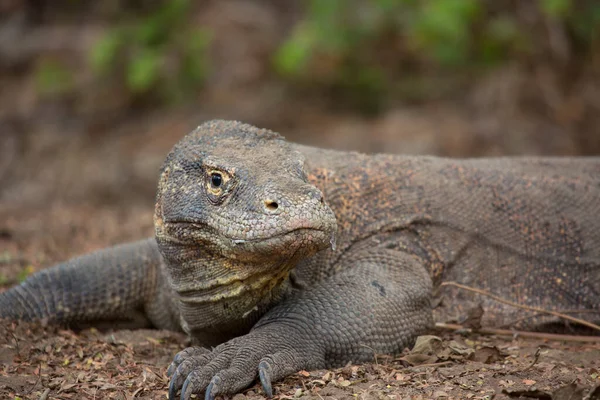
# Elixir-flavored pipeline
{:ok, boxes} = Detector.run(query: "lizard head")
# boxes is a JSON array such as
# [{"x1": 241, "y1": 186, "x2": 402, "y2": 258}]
[{"x1": 154, "y1": 120, "x2": 337, "y2": 338}]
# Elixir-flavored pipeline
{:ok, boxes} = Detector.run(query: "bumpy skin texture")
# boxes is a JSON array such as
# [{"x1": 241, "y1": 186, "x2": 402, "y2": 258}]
[{"x1": 1, "y1": 120, "x2": 599, "y2": 399}]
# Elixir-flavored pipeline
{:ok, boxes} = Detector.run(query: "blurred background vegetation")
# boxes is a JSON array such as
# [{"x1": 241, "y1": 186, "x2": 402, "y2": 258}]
[
  {"x1": 21, "y1": 0, "x2": 600, "y2": 111},
  {"x1": 0, "y1": 0, "x2": 599, "y2": 208}
]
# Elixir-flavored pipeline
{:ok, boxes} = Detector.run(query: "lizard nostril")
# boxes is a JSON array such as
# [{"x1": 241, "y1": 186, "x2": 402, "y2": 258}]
[
  {"x1": 264, "y1": 199, "x2": 279, "y2": 211},
  {"x1": 310, "y1": 189, "x2": 324, "y2": 203}
]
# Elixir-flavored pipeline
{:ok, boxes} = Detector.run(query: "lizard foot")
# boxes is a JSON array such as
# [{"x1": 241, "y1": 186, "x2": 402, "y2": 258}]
[{"x1": 167, "y1": 328, "x2": 317, "y2": 399}]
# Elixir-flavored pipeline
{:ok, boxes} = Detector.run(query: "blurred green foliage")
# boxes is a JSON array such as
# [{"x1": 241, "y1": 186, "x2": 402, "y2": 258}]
[
  {"x1": 69, "y1": 0, "x2": 599, "y2": 110},
  {"x1": 35, "y1": 59, "x2": 74, "y2": 96},
  {"x1": 17, "y1": 265, "x2": 35, "y2": 283},
  {"x1": 275, "y1": 0, "x2": 600, "y2": 111},
  {"x1": 89, "y1": 0, "x2": 210, "y2": 103}
]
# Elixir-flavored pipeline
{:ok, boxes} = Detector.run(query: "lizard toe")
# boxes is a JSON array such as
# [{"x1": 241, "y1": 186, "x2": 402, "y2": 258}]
[
  {"x1": 180, "y1": 369, "x2": 214, "y2": 400},
  {"x1": 169, "y1": 351, "x2": 225, "y2": 400},
  {"x1": 258, "y1": 360, "x2": 273, "y2": 398},
  {"x1": 169, "y1": 357, "x2": 208, "y2": 399},
  {"x1": 259, "y1": 351, "x2": 307, "y2": 398},
  {"x1": 203, "y1": 366, "x2": 257, "y2": 399},
  {"x1": 172, "y1": 348, "x2": 237, "y2": 400},
  {"x1": 169, "y1": 328, "x2": 320, "y2": 398},
  {"x1": 204, "y1": 376, "x2": 219, "y2": 400},
  {"x1": 168, "y1": 347, "x2": 211, "y2": 377}
]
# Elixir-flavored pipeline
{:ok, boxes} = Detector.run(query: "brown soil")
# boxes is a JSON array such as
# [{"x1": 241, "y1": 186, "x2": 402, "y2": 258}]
[
  {"x1": 1, "y1": 1, "x2": 599, "y2": 399},
  {"x1": 1, "y1": 204, "x2": 600, "y2": 400}
]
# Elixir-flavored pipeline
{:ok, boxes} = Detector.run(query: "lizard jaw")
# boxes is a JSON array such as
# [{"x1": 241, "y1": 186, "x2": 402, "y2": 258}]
[{"x1": 158, "y1": 217, "x2": 337, "y2": 262}]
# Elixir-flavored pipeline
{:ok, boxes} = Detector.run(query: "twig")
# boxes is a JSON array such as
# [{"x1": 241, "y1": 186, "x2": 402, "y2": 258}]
[
  {"x1": 500, "y1": 309, "x2": 600, "y2": 330},
  {"x1": 360, "y1": 344, "x2": 379, "y2": 365},
  {"x1": 39, "y1": 388, "x2": 50, "y2": 400},
  {"x1": 409, "y1": 361, "x2": 454, "y2": 369},
  {"x1": 440, "y1": 281, "x2": 600, "y2": 332},
  {"x1": 435, "y1": 322, "x2": 600, "y2": 343},
  {"x1": 521, "y1": 347, "x2": 541, "y2": 372},
  {"x1": 25, "y1": 362, "x2": 43, "y2": 395},
  {"x1": 10, "y1": 331, "x2": 20, "y2": 356}
]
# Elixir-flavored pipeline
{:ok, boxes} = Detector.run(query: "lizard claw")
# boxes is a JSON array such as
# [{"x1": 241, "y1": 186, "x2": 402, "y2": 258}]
[
  {"x1": 180, "y1": 376, "x2": 191, "y2": 400},
  {"x1": 166, "y1": 362, "x2": 176, "y2": 377},
  {"x1": 204, "y1": 376, "x2": 220, "y2": 400},
  {"x1": 168, "y1": 376, "x2": 179, "y2": 400},
  {"x1": 168, "y1": 347, "x2": 211, "y2": 378},
  {"x1": 168, "y1": 360, "x2": 190, "y2": 399},
  {"x1": 168, "y1": 347, "x2": 216, "y2": 399},
  {"x1": 258, "y1": 360, "x2": 273, "y2": 398},
  {"x1": 178, "y1": 369, "x2": 213, "y2": 400},
  {"x1": 167, "y1": 329, "x2": 313, "y2": 398}
]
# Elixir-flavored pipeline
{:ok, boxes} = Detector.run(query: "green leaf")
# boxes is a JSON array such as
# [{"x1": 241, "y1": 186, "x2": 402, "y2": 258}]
[
  {"x1": 135, "y1": 0, "x2": 190, "y2": 45},
  {"x1": 376, "y1": 0, "x2": 402, "y2": 12},
  {"x1": 89, "y1": 30, "x2": 124, "y2": 74},
  {"x1": 17, "y1": 265, "x2": 34, "y2": 283},
  {"x1": 570, "y1": 4, "x2": 600, "y2": 39},
  {"x1": 126, "y1": 50, "x2": 162, "y2": 92},
  {"x1": 540, "y1": 0, "x2": 571, "y2": 17},
  {"x1": 308, "y1": 0, "x2": 350, "y2": 51},
  {"x1": 35, "y1": 59, "x2": 73, "y2": 95},
  {"x1": 182, "y1": 29, "x2": 211, "y2": 84},
  {"x1": 478, "y1": 16, "x2": 520, "y2": 65},
  {"x1": 408, "y1": 0, "x2": 480, "y2": 65},
  {"x1": 273, "y1": 24, "x2": 316, "y2": 76},
  {"x1": 135, "y1": 16, "x2": 164, "y2": 46}
]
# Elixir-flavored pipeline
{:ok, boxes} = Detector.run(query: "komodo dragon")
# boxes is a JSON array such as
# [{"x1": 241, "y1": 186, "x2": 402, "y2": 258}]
[{"x1": 1, "y1": 120, "x2": 599, "y2": 399}]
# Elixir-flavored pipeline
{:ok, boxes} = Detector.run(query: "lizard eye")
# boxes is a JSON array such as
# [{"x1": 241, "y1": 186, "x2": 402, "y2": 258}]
[
  {"x1": 206, "y1": 169, "x2": 231, "y2": 200},
  {"x1": 210, "y1": 172, "x2": 222, "y2": 188}
]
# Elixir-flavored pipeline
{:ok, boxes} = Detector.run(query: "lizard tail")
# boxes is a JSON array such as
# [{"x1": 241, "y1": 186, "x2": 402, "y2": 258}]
[{"x1": 0, "y1": 239, "x2": 161, "y2": 327}]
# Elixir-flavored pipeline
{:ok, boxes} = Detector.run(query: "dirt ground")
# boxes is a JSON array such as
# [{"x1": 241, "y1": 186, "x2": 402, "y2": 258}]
[
  {"x1": 1, "y1": 1, "x2": 600, "y2": 398},
  {"x1": 1, "y1": 98, "x2": 598, "y2": 400},
  {"x1": 1, "y1": 204, "x2": 600, "y2": 400}
]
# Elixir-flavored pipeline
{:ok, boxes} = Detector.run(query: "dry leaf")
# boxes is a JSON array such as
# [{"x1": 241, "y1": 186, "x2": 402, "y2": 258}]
[
  {"x1": 411, "y1": 335, "x2": 443, "y2": 355},
  {"x1": 395, "y1": 373, "x2": 407, "y2": 381},
  {"x1": 400, "y1": 353, "x2": 438, "y2": 366},
  {"x1": 472, "y1": 346, "x2": 504, "y2": 364},
  {"x1": 447, "y1": 340, "x2": 475, "y2": 358},
  {"x1": 459, "y1": 304, "x2": 484, "y2": 330}
]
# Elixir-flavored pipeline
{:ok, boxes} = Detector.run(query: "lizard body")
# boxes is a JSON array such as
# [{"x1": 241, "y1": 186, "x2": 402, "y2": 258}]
[{"x1": 1, "y1": 120, "x2": 599, "y2": 399}]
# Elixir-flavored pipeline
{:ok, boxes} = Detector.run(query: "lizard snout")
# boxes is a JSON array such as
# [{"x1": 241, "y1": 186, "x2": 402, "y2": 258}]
[
  {"x1": 307, "y1": 187, "x2": 325, "y2": 203},
  {"x1": 262, "y1": 187, "x2": 324, "y2": 215},
  {"x1": 263, "y1": 198, "x2": 281, "y2": 214}
]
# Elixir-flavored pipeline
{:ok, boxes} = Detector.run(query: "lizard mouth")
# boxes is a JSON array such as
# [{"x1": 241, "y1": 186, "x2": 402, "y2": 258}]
[
  {"x1": 227, "y1": 227, "x2": 327, "y2": 243},
  {"x1": 161, "y1": 220, "x2": 336, "y2": 250}
]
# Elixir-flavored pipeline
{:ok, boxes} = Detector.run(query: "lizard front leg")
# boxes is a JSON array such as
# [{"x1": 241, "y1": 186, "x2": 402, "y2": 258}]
[
  {"x1": 0, "y1": 238, "x2": 178, "y2": 330},
  {"x1": 167, "y1": 247, "x2": 433, "y2": 399}
]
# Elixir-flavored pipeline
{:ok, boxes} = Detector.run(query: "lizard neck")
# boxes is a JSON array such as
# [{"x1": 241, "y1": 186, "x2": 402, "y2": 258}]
[{"x1": 160, "y1": 242, "x2": 295, "y2": 345}]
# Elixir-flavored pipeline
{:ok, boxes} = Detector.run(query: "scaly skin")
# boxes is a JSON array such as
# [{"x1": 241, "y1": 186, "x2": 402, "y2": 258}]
[{"x1": 1, "y1": 120, "x2": 599, "y2": 399}]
